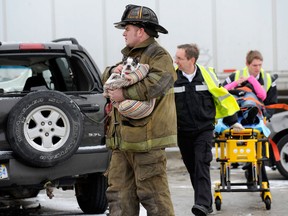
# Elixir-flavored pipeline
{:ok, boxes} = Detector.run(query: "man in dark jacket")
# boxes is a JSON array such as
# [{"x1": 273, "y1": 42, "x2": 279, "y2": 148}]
[
  {"x1": 174, "y1": 43, "x2": 242, "y2": 216},
  {"x1": 102, "y1": 4, "x2": 177, "y2": 216}
]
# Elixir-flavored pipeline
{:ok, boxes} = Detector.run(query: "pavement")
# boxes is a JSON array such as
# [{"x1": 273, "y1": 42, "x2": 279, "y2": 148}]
[
  {"x1": 166, "y1": 147, "x2": 288, "y2": 216},
  {"x1": 1, "y1": 147, "x2": 288, "y2": 216}
]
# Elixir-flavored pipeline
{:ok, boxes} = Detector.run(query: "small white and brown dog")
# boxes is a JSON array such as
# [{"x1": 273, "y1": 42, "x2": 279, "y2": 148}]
[
  {"x1": 121, "y1": 56, "x2": 139, "y2": 79},
  {"x1": 104, "y1": 57, "x2": 149, "y2": 96},
  {"x1": 103, "y1": 57, "x2": 155, "y2": 119}
]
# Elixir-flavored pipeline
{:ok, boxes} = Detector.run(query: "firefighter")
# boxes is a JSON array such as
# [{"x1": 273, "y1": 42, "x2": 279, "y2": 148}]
[{"x1": 102, "y1": 4, "x2": 177, "y2": 216}]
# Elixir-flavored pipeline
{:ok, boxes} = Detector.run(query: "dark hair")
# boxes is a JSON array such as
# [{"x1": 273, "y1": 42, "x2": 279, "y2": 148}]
[
  {"x1": 133, "y1": 23, "x2": 159, "y2": 38},
  {"x1": 246, "y1": 50, "x2": 263, "y2": 64},
  {"x1": 177, "y1": 43, "x2": 199, "y2": 61}
]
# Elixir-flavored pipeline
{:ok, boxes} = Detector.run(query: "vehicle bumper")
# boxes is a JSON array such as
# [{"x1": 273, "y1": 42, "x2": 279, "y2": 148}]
[{"x1": 0, "y1": 146, "x2": 111, "y2": 187}]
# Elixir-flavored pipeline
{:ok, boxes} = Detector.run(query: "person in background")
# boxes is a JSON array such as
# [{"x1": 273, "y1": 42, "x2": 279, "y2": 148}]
[
  {"x1": 223, "y1": 73, "x2": 267, "y2": 125},
  {"x1": 223, "y1": 50, "x2": 277, "y2": 120},
  {"x1": 102, "y1": 4, "x2": 177, "y2": 216},
  {"x1": 222, "y1": 50, "x2": 278, "y2": 186},
  {"x1": 174, "y1": 43, "x2": 242, "y2": 216}
]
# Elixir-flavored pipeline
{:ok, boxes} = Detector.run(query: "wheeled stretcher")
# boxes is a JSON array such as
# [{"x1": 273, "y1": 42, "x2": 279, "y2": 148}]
[{"x1": 213, "y1": 118, "x2": 272, "y2": 211}]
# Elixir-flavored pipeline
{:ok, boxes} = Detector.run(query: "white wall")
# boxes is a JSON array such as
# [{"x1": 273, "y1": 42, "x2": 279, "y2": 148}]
[
  {"x1": 2, "y1": 0, "x2": 53, "y2": 41},
  {"x1": 276, "y1": 0, "x2": 288, "y2": 71},
  {"x1": 1, "y1": 0, "x2": 288, "y2": 74},
  {"x1": 53, "y1": 0, "x2": 106, "y2": 72},
  {"x1": 215, "y1": 0, "x2": 273, "y2": 71}
]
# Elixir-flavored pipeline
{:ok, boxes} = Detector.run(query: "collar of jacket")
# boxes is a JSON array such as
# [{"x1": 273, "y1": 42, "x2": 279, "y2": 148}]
[
  {"x1": 121, "y1": 37, "x2": 156, "y2": 56},
  {"x1": 176, "y1": 66, "x2": 205, "y2": 83}
]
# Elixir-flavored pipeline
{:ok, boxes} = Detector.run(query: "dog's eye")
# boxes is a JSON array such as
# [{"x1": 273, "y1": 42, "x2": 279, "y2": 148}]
[
  {"x1": 123, "y1": 61, "x2": 127, "y2": 65},
  {"x1": 131, "y1": 62, "x2": 136, "y2": 67}
]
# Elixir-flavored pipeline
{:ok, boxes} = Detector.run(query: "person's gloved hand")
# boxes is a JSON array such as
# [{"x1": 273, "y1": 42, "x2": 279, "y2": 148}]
[{"x1": 231, "y1": 122, "x2": 245, "y2": 132}]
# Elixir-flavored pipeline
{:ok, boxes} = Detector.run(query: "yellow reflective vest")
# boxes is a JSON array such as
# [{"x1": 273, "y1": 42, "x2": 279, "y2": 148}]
[
  {"x1": 197, "y1": 65, "x2": 240, "y2": 119},
  {"x1": 234, "y1": 67, "x2": 272, "y2": 92}
]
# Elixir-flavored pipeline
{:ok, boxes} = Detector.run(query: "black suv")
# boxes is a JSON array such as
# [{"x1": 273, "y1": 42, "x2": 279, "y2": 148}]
[{"x1": 0, "y1": 38, "x2": 110, "y2": 214}]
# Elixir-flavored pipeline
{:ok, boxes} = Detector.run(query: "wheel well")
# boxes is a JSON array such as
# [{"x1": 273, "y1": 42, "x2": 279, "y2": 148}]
[
  {"x1": 271, "y1": 128, "x2": 288, "y2": 144},
  {"x1": 268, "y1": 129, "x2": 288, "y2": 167}
]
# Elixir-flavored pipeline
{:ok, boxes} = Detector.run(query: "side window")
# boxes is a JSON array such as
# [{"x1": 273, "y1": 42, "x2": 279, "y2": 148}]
[
  {"x1": 0, "y1": 56, "x2": 94, "y2": 93},
  {"x1": 43, "y1": 70, "x2": 54, "y2": 90},
  {"x1": 0, "y1": 66, "x2": 32, "y2": 92},
  {"x1": 0, "y1": 55, "x2": 92, "y2": 93},
  {"x1": 55, "y1": 58, "x2": 76, "y2": 91},
  {"x1": 55, "y1": 57, "x2": 92, "y2": 91}
]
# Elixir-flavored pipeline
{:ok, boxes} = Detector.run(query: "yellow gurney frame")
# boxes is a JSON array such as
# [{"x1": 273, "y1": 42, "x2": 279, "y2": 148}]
[{"x1": 213, "y1": 128, "x2": 272, "y2": 211}]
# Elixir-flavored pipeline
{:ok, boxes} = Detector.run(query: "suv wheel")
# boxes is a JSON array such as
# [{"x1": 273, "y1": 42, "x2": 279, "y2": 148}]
[
  {"x1": 7, "y1": 90, "x2": 83, "y2": 167},
  {"x1": 75, "y1": 173, "x2": 108, "y2": 214},
  {"x1": 276, "y1": 134, "x2": 288, "y2": 178}
]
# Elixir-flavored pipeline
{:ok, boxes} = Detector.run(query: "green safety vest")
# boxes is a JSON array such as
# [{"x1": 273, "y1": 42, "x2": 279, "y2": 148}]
[
  {"x1": 197, "y1": 64, "x2": 240, "y2": 119},
  {"x1": 234, "y1": 67, "x2": 272, "y2": 92}
]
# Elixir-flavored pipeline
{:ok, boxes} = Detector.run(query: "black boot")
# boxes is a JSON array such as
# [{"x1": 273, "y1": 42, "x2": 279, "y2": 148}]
[{"x1": 242, "y1": 107, "x2": 258, "y2": 125}]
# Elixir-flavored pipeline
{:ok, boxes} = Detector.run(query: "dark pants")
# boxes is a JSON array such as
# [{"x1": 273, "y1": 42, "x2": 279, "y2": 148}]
[
  {"x1": 177, "y1": 129, "x2": 213, "y2": 209},
  {"x1": 106, "y1": 149, "x2": 175, "y2": 216}
]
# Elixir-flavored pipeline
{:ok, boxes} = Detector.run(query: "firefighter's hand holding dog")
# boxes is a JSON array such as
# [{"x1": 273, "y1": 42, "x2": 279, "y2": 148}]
[
  {"x1": 108, "y1": 89, "x2": 125, "y2": 102},
  {"x1": 112, "y1": 64, "x2": 123, "y2": 74}
]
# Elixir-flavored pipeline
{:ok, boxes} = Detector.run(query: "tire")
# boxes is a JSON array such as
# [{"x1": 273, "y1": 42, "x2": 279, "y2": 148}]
[
  {"x1": 275, "y1": 135, "x2": 288, "y2": 178},
  {"x1": 215, "y1": 197, "x2": 221, "y2": 211},
  {"x1": 264, "y1": 197, "x2": 271, "y2": 210},
  {"x1": 75, "y1": 173, "x2": 108, "y2": 214},
  {"x1": 7, "y1": 90, "x2": 83, "y2": 167}
]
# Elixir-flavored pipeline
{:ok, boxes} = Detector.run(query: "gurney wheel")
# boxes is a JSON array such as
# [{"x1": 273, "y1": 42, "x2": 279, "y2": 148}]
[
  {"x1": 264, "y1": 197, "x2": 271, "y2": 210},
  {"x1": 215, "y1": 197, "x2": 221, "y2": 211}
]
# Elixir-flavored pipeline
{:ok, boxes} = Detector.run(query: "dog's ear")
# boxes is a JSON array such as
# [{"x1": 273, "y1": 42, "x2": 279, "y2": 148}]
[
  {"x1": 134, "y1": 56, "x2": 140, "y2": 64},
  {"x1": 122, "y1": 56, "x2": 128, "y2": 64}
]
